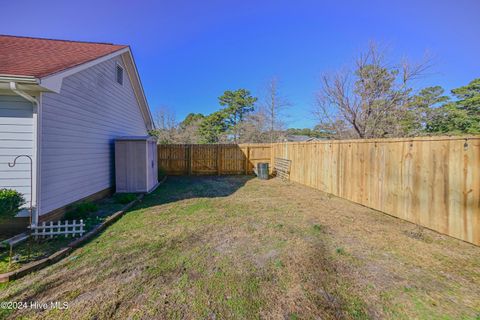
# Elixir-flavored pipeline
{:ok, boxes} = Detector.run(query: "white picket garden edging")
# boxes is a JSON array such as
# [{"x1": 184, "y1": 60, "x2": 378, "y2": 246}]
[{"x1": 32, "y1": 220, "x2": 85, "y2": 239}]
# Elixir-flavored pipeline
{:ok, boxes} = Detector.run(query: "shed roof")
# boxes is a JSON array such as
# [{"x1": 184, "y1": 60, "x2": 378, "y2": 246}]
[{"x1": 116, "y1": 136, "x2": 156, "y2": 141}]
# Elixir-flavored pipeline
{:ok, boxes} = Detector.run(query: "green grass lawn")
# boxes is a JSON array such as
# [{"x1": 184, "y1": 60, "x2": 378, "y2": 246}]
[{"x1": 0, "y1": 176, "x2": 479, "y2": 320}]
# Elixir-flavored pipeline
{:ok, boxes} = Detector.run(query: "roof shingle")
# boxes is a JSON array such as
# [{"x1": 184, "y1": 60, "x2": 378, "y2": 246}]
[{"x1": 0, "y1": 35, "x2": 128, "y2": 78}]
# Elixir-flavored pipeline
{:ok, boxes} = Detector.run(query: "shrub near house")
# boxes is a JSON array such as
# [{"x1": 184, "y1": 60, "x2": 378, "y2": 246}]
[
  {"x1": 0, "y1": 189, "x2": 25, "y2": 220},
  {"x1": 64, "y1": 202, "x2": 99, "y2": 220}
]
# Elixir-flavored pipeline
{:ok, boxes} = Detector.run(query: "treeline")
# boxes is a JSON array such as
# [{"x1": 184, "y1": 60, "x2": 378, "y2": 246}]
[
  {"x1": 151, "y1": 44, "x2": 479, "y2": 143},
  {"x1": 151, "y1": 78, "x2": 291, "y2": 144},
  {"x1": 315, "y1": 44, "x2": 479, "y2": 139}
]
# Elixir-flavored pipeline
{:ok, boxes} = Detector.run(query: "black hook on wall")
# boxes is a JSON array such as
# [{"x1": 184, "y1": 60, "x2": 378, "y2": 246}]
[{"x1": 8, "y1": 155, "x2": 34, "y2": 226}]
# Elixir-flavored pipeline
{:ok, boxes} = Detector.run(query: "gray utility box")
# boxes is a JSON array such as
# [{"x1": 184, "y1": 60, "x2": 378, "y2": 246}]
[{"x1": 115, "y1": 136, "x2": 158, "y2": 193}]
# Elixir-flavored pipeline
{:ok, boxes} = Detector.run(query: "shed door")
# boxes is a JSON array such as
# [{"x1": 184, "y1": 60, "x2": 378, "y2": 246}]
[
  {"x1": 147, "y1": 140, "x2": 158, "y2": 191},
  {"x1": 0, "y1": 95, "x2": 34, "y2": 208}
]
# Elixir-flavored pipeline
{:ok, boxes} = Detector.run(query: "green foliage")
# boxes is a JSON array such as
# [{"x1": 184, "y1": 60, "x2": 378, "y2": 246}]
[
  {"x1": 198, "y1": 110, "x2": 230, "y2": 143},
  {"x1": 148, "y1": 129, "x2": 161, "y2": 142},
  {"x1": 448, "y1": 78, "x2": 480, "y2": 133},
  {"x1": 288, "y1": 313, "x2": 299, "y2": 320},
  {"x1": 219, "y1": 89, "x2": 257, "y2": 125},
  {"x1": 274, "y1": 259, "x2": 284, "y2": 268},
  {"x1": 428, "y1": 79, "x2": 480, "y2": 134},
  {"x1": 113, "y1": 193, "x2": 137, "y2": 204},
  {"x1": 451, "y1": 78, "x2": 480, "y2": 113},
  {"x1": 405, "y1": 86, "x2": 450, "y2": 134},
  {"x1": 412, "y1": 86, "x2": 450, "y2": 109},
  {"x1": 219, "y1": 89, "x2": 257, "y2": 141},
  {"x1": 179, "y1": 113, "x2": 205, "y2": 129},
  {"x1": 427, "y1": 103, "x2": 479, "y2": 134},
  {"x1": 196, "y1": 89, "x2": 258, "y2": 143},
  {"x1": 65, "y1": 202, "x2": 98, "y2": 220},
  {"x1": 0, "y1": 188, "x2": 26, "y2": 219},
  {"x1": 407, "y1": 79, "x2": 480, "y2": 135},
  {"x1": 286, "y1": 127, "x2": 331, "y2": 138}
]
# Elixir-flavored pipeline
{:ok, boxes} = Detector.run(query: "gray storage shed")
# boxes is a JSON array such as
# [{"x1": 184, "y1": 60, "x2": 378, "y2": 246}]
[{"x1": 115, "y1": 136, "x2": 158, "y2": 193}]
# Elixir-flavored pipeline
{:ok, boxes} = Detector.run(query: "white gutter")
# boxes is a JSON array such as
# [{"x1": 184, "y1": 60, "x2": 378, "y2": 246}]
[
  {"x1": 0, "y1": 75, "x2": 38, "y2": 84},
  {"x1": 9, "y1": 82, "x2": 38, "y2": 104}
]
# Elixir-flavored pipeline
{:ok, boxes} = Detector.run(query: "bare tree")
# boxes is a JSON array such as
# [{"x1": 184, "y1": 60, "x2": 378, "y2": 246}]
[
  {"x1": 314, "y1": 43, "x2": 431, "y2": 139},
  {"x1": 154, "y1": 106, "x2": 176, "y2": 130},
  {"x1": 152, "y1": 106, "x2": 178, "y2": 144},
  {"x1": 261, "y1": 77, "x2": 291, "y2": 142},
  {"x1": 237, "y1": 111, "x2": 268, "y2": 143}
]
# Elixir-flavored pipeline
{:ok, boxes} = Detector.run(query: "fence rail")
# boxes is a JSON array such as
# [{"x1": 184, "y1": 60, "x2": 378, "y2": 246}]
[{"x1": 157, "y1": 136, "x2": 480, "y2": 246}]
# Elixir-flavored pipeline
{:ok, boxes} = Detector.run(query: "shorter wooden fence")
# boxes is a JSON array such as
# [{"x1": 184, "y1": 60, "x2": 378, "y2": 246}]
[{"x1": 157, "y1": 144, "x2": 272, "y2": 175}]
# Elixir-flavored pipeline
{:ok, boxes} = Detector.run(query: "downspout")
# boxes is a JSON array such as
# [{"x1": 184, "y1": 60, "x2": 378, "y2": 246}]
[
  {"x1": 9, "y1": 82, "x2": 38, "y2": 104},
  {"x1": 9, "y1": 82, "x2": 39, "y2": 226}
]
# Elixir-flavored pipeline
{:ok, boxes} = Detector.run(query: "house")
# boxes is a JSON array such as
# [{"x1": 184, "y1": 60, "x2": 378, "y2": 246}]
[
  {"x1": 283, "y1": 135, "x2": 321, "y2": 142},
  {"x1": 0, "y1": 35, "x2": 154, "y2": 231}
]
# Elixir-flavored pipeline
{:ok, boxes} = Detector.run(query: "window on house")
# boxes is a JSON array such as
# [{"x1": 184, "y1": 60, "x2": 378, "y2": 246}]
[{"x1": 116, "y1": 64, "x2": 124, "y2": 85}]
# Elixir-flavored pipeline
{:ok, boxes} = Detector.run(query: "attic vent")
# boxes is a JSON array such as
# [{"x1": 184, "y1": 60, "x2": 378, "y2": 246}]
[{"x1": 116, "y1": 64, "x2": 124, "y2": 85}]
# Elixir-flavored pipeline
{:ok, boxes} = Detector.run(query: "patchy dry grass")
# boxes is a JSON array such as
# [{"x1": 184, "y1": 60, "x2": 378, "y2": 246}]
[
  {"x1": 0, "y1": 196, "x2": 125, "y2": 274},
  {"x1": 0, "y1": 176, "x2": 479, "y2": 319}
]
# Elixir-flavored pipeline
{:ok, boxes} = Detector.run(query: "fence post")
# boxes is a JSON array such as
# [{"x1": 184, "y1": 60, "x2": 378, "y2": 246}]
[
  {"x1": 167, "y1": 146, "x2": 171, "y2": 173},
  {"x1": 270, "y1": 143, "x2": 275, "y2": 174},
  {"x1": 245, "y1": 146, "x2": 250, "y2": 174},
  {"x1": 217, "y1": 144, "x2": 222, "y2": 175},
  {"x1": 188, "y1": 145, "x2": 192, "y2": 175}
]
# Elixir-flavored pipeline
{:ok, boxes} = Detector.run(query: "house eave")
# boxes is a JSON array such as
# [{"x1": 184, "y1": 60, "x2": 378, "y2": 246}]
[{"x1": 121, "y1": 50, "x2": 154, "y2": 130}]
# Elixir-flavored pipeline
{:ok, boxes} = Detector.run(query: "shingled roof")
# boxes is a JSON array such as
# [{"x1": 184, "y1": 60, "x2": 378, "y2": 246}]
[{"x1": 0, "y1": 35, "x2": 128, "y2": 78}]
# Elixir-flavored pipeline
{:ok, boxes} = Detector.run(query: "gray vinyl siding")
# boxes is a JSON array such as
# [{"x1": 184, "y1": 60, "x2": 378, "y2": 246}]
[
  {"x1": 40, "y1": 56, "x2": 148, "y2": 215},
  {"x1": 0, "y1": 95, "x2": 34, "y2": 207}
]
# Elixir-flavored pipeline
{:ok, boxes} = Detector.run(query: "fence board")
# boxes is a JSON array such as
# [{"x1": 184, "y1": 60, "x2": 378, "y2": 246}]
[{"x1": 158, "y1": 144, "x2": 189, "y2": 175}]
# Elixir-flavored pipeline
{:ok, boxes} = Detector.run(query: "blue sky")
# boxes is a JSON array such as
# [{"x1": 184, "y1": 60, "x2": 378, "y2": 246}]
[{"x1": 1, "y1": 0, "x2": 479, "y2": 128}]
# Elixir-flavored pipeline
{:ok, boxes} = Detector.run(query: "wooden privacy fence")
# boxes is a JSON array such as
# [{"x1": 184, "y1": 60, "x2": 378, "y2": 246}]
[
  {"x1": 157, "y1": 136, "x2": 480, "y2": 245},
  {"x1": 157, "y1": 144, "x2": 272, "y2": 175},
  {"x1": 273, "y1": 136, "x2": 480, "y2": 246}
]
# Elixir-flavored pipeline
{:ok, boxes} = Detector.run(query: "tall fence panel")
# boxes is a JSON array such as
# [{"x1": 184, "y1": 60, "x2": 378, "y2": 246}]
[{"x1": 273, "y1": 136, "x2": 480, "y2": 245}]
